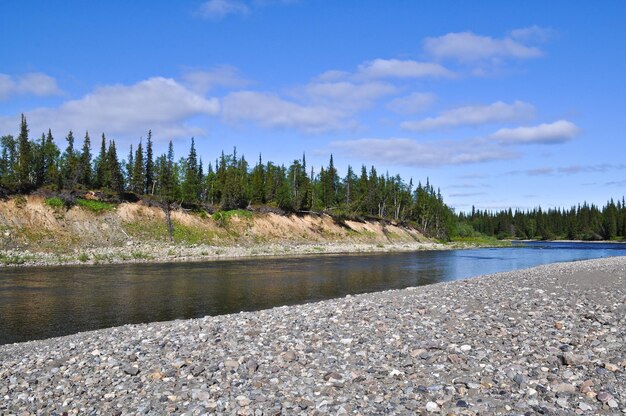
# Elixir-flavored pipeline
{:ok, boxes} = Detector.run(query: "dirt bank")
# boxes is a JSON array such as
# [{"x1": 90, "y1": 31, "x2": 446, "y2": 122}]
[{"x1": 0, "y1": 195, "x2": 446, "y2": 267}]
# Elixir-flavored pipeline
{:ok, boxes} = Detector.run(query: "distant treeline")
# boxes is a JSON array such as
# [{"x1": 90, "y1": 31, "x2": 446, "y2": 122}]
[
  {"x1": 459, "y1": 200, "x2": 626, "y2": 241},
  {"x1": 0, "y1": 115, "x2": 455, "y2": 240}
]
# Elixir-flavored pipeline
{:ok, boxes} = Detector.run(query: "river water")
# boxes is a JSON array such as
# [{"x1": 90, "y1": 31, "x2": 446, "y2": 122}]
[{"x1": 1, "y1": 241, "x2": 625, "y2": 345}]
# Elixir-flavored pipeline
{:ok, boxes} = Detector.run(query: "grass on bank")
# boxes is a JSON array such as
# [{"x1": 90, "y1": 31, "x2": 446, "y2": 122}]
[
  {"x1": 75, "y1": 198, "x2": 116, "y2": 214},
  {"x1": 44, "y1": 197, "x2": 64, "y2": 209},
  {"x1": 124, "y1": 220, "x2": 224, "y2": 245}
]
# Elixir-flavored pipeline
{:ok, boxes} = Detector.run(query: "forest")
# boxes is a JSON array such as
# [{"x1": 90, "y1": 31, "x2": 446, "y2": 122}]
[
  {"x1": 459, "y1": 200, "x2": 626, "y2": 241},
  {"x1": 0, "y1": 115, "x2": 455, "y2": 240}
]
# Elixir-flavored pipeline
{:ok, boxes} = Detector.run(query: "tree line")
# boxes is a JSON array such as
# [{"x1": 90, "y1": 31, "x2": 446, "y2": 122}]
[
  {"x1": 0, "y1": 115, "x2": 455, "y2": 240},
  {"x1": 459, "y1": 200, "x2": 626, "y2": 241}
]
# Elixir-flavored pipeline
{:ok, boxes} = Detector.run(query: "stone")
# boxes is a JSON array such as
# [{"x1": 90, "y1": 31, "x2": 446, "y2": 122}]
[
  {"x1": 554, "y1": 383, "x2": 576, "y2": 394},
  {"x1": 556, "y1": 397, "x2": 569, "y2": 408},
  {"x1": 561, "y1": 352, "x2": 582, "y2": 366},
  {"x1": 596, "y1": 392, "x2": 613, "y2": 403},
  {"x1": 425, "y1": 402, "x2": 439, "y2": 412},
  {"x1": 123, "y1": 366, "x2": 140, "y2": 376}
]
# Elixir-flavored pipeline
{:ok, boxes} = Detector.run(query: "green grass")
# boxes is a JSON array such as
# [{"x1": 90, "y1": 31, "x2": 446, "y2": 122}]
[
  {"x1": 0, "y1": 254, "x2": 29, "y2": 265},
  {"x1": 78, "y1": 253, "x2": 89, "y2": 262},
  {"x1": 124, "y1": 220, "x2": 222, "y2": 245},
  {"x1": 212, "y1": 209, "x2": 253, "y2": 226},
  {"x1": 44, "y1": 197, "x2": 64, "y2": 208},
  {"x1": 75, "y1": 198, "x2": 115, "y2": 213}
]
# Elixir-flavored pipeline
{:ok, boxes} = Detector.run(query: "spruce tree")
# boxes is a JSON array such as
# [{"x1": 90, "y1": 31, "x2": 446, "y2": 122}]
[
  {"x1": 79, "y1": 131, "x2": 92, "y2": 188},
  {"x1": 61, "y1": 130, "x2": 79, "y2": 190},
  {"x1": 106, "y1": 140, "x2": 124, "y2": 193},
  {"x1": 43, "y1": 129, "x2": 60, "y2": 187},
  {"x1": 145, "y1": 130, "x2": 154, "y2": 195},
  {"x1": 182, "y1": 138, "x2": 200, "y2": 203},
  {"x1": 132, "y1": 140, "x2": 145, "y2": 195},
  {"x1": 16, "y1": 114, "x2": 31, "y2": 191},
  {"x1": 93, "y1": 134, "x2": 107, "y2": 189}
]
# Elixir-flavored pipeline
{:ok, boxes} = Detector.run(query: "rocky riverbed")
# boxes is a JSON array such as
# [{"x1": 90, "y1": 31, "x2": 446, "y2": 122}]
[{"x1": 1, "y1": 257, "x2": 625, "y2": 415}]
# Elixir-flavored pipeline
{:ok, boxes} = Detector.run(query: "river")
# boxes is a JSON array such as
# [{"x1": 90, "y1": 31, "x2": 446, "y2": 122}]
[{"x1": 1, "y1": 241, "x2": 625, "y2": 345}]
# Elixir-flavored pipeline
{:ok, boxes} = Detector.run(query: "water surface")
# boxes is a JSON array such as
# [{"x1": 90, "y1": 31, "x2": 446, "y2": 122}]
[{"x1": 1, "y1": 241, "x2": 624, "y2": 344}]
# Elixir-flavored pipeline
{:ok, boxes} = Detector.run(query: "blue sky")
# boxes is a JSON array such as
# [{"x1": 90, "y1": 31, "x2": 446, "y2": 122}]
[{"x1": 1, "y1": 1, "x2": 625, "y2": 212}]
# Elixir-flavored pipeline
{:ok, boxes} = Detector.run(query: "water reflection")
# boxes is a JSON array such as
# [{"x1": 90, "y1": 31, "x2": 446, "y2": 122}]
[{"x1": 1, "y1": 242, "x2": 624, "y2": 344}]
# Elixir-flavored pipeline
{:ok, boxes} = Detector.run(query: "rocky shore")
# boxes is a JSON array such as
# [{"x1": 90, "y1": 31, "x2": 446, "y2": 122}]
[
  {"x1": 1, "y1": 257, "x2": 625, "y2": 415},
  {"x1": 0, "y1": 240, "x2": 454, "y2": 268}
]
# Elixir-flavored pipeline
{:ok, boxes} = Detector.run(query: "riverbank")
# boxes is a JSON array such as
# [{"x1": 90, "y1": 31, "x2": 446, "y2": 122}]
[
  {"x1": 1, "y1": 195, "x2": 469, "y2": 267},
  {"x1": 1, "y1": 257, "x2": 624, "y2": 414},
  {"x1": 0, "y1": 240, "x2": 463, "y2": 268}
]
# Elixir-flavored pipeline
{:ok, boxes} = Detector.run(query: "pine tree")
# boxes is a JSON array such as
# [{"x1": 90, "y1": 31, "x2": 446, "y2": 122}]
[
  {"x1": 145, "y1": 130, "x2": 154, "y2": 195},
  {"x1": 106, "y1": 140, "x2": 124, "y2": 193},
  {"x1": 0, "y1": 135, "x2": 17, "y2": 190},
  {"x1": 79, "y1": 131, "x2": 92, "y2": 188},
  {"x1": 131, "y1": 140, "x2": 145, "y2": 195},
  {"x1": 43, "y1": 129, "x2": 60, "y2": 187},
  {"x1": 61, "y1": 130, "x2": 79, "y2": 190},
  {"x1": 182, "y1": 138, "x2": 200, "y2": 203},
  {"x1": 93, "y1": 134, "x2": 107, "y2": 189},
  {"x1": 16, "y1": 114, "x2": 31, "y2": 191}
]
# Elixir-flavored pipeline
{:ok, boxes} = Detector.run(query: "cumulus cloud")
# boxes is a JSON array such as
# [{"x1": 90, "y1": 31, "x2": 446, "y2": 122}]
[
  {"x1": 0, "y1": 77, "x2": 219, "y2": 142},
  {"x1": 301, "y1": 81, "x2": 397, "y2": 112},
  {"x1": 196, "y1": 0, "x2": 250, "y2": 20},
  {"x1": 182, "y1": 65, "x2": 251, "y2": 93},
  {"x1": 401, "y1": 100, "x2": 535, "y2": 131},
  {"x1": 490, "y1": 120, "x2": 579, "y2": 145},
  {"x1": 506, "y1": 163, "x2": 626, "y2": 177},
  {"x1": 0, "y1": 72, "x2": 62, "y2": 100},
  {"x1": 509, "y1": 26, "x2": 554, "y2": 42},
  {"x1": 222, "y1": 91, "x2": 349, "y2": 132},
  {"x1": 424, "y1": 30, "x2": 543, "y2": 62},
  {"x1": 386, "y1": 92, "x2": 436, "y2": 114},
  {"x1": 331, "y1": 138, "x2": 518, "y2": 167},
  {"x1": 448, "y1": 192, "x2": 487, "y2": 198},
  {"x1": 357, "y1": 59, "x2": 455, "y2": 79}
]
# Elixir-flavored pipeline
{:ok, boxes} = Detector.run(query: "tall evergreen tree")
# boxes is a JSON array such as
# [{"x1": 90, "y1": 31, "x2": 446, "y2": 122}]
[
  {"x1": 93, "y1": 134, "x2": 107, "y2": 189},
  {"x1": 182, "y1": 138, "x2": 200, "y2": 203},
  {"x1": 145, "y1": 130, "x2": 154, "y2": 195},
  {"x1": 79, "y1": 131, "x2": 92, "y2": 188},
  {"x1": 131, "y1": 140, "x2": 145, "y2": 195},
  {"x1": 106, "y1": 140, "x2": 124, "y2": 193},
  {"x1": 16, "y1": 114, "x2": 31, "y2": 190},
  {"x1": 61, "y1": 130, "x2": 79, "y2": 190}
]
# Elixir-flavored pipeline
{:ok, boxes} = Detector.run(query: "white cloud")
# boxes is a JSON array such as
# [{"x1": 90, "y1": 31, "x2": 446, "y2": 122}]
[
  {"x1": 196, "y1": 0, "x2": 250, "y2": 20},
  {"x1": 490, "y1": 120, "x2": 579, "y2": 145},
  {"x1": 331, "y1": 138, "x2": 518, "y2": 167},
  {"x1": 401, "y1": 100, "x2": 535, "y2": 131},
  {"x1": 182, "y1": 65, "x2": 251, "y2": 93},
  {"x1": 301, "y1": 80, "x2": 397, "y2": 112},
  {"x1": 424, "y1": 31, "x2": 543, "y2": 62},
  {"x1": 0, "y1": 77, "x2": 219, "y2": 142},
  {"x1": 314, "y1": 70, "x2": 351, "y2": 82},
  {"x1": 509, "y1": 26, "x2": 554, "y2": 42},
  {"x1": 222, "y1": 91, "x2": 349, "y2": 132},
  {"x1": 0, "y1": 72, "x2": 62, "y2": 100},
  {"x1": 357, "y1": 59, "x2": 455, "y2": 79},
  {"x1": 386, "y1": 92, "x2": 436, "y2": 114}
]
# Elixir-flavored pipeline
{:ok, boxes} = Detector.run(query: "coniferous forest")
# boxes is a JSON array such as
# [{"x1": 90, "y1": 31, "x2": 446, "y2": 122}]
[
  {"x1": 2, "y1": 115, "x2": 625, "y2": 242},
  {"x1": 0, "y1": 115, "x2": 455, "y2": 240}
]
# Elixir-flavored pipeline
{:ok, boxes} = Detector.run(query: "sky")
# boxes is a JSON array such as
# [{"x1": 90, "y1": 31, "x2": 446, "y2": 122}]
[{"x1": 1, "y1": 0, "x2": 625, "y2": 212}]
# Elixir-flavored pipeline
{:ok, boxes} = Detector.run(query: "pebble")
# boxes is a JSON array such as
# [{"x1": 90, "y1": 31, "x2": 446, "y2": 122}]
[{"x1": 0, "y1": 257, "x2": 624, "y2": 415}]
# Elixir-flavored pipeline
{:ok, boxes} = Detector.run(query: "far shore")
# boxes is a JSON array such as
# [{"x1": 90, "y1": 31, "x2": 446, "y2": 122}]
[{"x1": 1, "y1": 240, "x2": 462, "y2": 269}]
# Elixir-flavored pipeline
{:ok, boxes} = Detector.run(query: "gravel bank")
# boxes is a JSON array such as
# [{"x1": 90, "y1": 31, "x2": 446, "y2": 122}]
[
  {"x1": 1, "y1": 257, "x2": 624, "y2": 415},
  {"x1": 0, "y1": 241, "x2": 452, "y2": 268}
]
